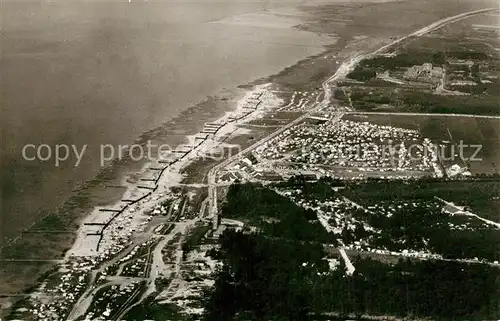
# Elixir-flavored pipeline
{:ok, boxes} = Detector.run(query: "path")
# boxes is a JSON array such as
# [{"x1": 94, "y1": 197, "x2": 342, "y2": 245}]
[
  {"x1": 207, "y1": 6, "x2": 499, "y2": 228},
  {"x1": 435, "y1": 196, "x2": 500, "y2": 229}
]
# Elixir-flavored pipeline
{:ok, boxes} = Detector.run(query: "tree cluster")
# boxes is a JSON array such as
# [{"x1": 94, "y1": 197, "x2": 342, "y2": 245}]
[{"x1": 204, "y1": 184, "x2": 500, "y2": 320}]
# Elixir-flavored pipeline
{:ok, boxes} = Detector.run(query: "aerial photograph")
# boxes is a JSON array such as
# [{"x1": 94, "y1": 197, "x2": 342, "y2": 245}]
[{"x1": 1, "y1": 0, "x2": 499, "y2": 320}]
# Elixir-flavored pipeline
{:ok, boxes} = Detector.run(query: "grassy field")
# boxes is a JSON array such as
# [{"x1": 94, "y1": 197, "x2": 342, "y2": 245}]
[{"x1": 340, "y1": 15, "x2": 500, "y2": 114}]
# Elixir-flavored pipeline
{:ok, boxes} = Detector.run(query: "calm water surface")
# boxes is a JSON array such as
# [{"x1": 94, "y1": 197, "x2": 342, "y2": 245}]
[{"x1": 0, "y1": 0, "x2": 332, "y2": 245}]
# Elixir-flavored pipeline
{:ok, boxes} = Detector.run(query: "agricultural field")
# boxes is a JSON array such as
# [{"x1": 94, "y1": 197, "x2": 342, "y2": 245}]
[{"x1": 338, "y1": 12, "x2": 500, "y2": 115}]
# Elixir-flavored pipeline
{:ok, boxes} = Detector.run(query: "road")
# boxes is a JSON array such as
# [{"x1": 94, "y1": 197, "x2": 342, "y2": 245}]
[
  {"x1": 206, "y1": 104, "x2": 327, "y2": 222},
  {"x1": 206, "y1": 41, "x2": 351, "y2": 223},
  {"x1": 67, "y1": 212, "x2": 175, "y2": 320},
  {"x1": 113, "y1": 198, "x2": 210, "y2": 320},
  {"x1": 66, "y1": 7, "x2": 499, "y2": 319},
  {"x1": 206, "y1": 7, "x2": 498, "y2": 228},
  {"x1": 338, "y1": 247, "x2": 356, "y2": 275},
  {"x1": 369, "y1": 7, "x2": 498, "y2": 57},
  {"x1": 204, "y1": 7, "x2": 499, "y2": 279},
  {"x1": 435, "y1": 196, "x2": 500, "y2": 229}
]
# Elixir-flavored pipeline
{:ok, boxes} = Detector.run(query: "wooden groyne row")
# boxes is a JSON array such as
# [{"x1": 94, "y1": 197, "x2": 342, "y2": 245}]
[{"x1": 92, "y1": 91, "x2": 266, "y2": 252}]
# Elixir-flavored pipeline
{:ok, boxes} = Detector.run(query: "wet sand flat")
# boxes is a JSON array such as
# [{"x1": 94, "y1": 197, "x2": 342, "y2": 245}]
[{"x1": 0, "y1": 0, "x2": 332, "y2": 246}]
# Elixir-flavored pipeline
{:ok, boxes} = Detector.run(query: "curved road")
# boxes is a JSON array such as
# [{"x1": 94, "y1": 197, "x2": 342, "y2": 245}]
[
  {"x1": 67, "y1": 7, "x2": 498, "y2": 320},
  {"x1": 207, "y1": 6, "x2": 499, "y2": 223}
]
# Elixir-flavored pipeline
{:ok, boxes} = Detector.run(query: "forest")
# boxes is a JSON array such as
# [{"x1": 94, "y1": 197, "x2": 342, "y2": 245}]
[{"x1": 203, "y1": 182, "x2": 500, "y2": 320}]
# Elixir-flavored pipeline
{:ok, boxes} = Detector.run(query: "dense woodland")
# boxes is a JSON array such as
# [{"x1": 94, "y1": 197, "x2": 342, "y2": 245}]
[
  {"x1": 203, "y1": 182, "x2": 500, "y2": 320},
  {"x1": 222, "y1": 183, "x2": 334, "y2": 244},
  {"x1": 290, "y1": 176, "x2": 500, "y2": 261}
]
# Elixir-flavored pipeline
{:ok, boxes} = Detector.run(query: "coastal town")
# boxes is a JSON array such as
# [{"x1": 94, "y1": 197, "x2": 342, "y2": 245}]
[{"x1": 2, "y1": 3, "x2": 500, "y2": 321}]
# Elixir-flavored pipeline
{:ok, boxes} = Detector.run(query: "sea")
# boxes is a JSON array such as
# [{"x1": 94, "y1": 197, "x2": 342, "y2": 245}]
[{"x1": 0, "y1": 0, "x2": 333, "y2": 246}]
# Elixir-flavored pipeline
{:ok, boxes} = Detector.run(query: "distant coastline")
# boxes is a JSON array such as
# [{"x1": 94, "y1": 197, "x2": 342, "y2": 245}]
[
  {"x1": 3, "y1": 0, "x2": 495, "y2": 315},
  {"x1": 0, "y1": 2, "x2": 335, "y2": 314},
  {"x1": 0, "y1": 0, "x2": 332, "y2": 249}
]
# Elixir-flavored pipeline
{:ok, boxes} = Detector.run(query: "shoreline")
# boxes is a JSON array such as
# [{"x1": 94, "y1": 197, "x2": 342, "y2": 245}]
[
  {"x1": 0, "y1": 1, "x2": 337, "y2": 249},
  {"x1": 66, "y1": 82, "x2": 284, "y2": 258},
  {"x1": 0, "y1": 20, "x2": 413, "y2": 314},
  {"x1": 4, "y1": 2, "x2": 494, "y2": 316},
  {"x1": 1, "y1": 29, "x2": 343, "y2": 317},
  {"x1": 61, "y1": 33, "x2": 365, "y2": 318}
]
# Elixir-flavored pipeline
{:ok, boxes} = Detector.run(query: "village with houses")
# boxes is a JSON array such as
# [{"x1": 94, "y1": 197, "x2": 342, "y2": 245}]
[{"x1": 2, "y1": 5, "x2": 500, "y2": 321}]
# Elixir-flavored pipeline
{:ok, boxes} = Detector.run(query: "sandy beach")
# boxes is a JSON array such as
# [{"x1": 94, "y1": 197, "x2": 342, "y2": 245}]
[
  {"x1": 66, "y1": 82, "x2": 283, "y2": 258},
  {"x1": 3, "y1": 0, "x2": 497, "y2": 317},
  {"x1": 0, "y1": 0, "x2": 333, "y2": 248}
]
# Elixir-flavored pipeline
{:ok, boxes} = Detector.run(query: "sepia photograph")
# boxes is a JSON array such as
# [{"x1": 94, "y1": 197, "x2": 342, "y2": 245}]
[{"x1": 1, "y1": 0, "x2": 499, "y2": 320}]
